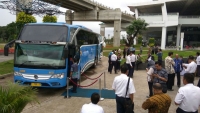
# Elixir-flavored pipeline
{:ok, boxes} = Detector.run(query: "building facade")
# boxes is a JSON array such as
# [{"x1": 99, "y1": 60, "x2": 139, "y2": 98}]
[{"x1": 129, "y1": 0, "x2": 200, "y2": 49}]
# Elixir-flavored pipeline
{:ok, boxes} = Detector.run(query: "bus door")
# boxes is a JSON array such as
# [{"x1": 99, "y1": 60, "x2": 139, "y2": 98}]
[{"x1": 67, "y1": 45, "x2": 76, "y2": 77}]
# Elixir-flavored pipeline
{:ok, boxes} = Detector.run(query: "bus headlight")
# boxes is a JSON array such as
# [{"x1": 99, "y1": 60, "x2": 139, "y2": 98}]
[
  {"x1": 51, "y1": 73, "x2": 64, "y2": 79},
  {"x1": 14, "y1": 72, "x2": 23, "y2": 76}
]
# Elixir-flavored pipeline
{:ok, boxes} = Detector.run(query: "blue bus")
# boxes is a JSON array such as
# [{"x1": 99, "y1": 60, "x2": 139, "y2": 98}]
[{"x1": 4, "y1": 23, "x2": 105, "y2": 88}]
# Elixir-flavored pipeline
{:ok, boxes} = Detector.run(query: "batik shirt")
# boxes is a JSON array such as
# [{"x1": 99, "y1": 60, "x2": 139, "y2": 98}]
[
  {"x1": 165, "y1": 56, "x2": 175, "y2": 74},
  {"x1": 142, "y1": 93, "x2": 171, "y2": 113}
]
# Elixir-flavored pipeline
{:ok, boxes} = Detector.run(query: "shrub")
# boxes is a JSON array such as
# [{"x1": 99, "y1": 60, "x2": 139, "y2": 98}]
[{"x1": 149, "y1": 38, "x2": 155, "y2": 47}]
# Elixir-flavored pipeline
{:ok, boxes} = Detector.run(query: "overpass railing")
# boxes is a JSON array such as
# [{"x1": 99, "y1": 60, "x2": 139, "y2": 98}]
[{"x1": 179, "y1": 16, "x2": 200, "y2": 18}]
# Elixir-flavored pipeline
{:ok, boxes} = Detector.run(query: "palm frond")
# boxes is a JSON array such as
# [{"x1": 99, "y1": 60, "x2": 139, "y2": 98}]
[{"x1": 0, "y1": 81, "x2": 39, "y2": 113}]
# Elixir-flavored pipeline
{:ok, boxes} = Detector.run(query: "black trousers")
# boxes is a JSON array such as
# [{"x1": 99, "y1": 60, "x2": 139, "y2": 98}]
[
  {"x1": 126, "y1": 64, "x2": 133, "y2": 77},
  {"x1": 116, "y1": 95, "x2": 134, "y2": 113},
  {"x1": 72, "y1": 78, "x2": 77, "y2": 91},
  {"x1": 167, "y1": 73, "x2": 175, "y2": 89},
  {"x1": 197, "y1": 65, "x2": 200, "y2": 77},
  {"x1": 116, "y1": 61, "x2": 121, "y2": 70},
  {"x1": 176, "y1": 107, "x2": 198, "y2": 113},
  {"x1": 110, "y1": 61, "x2": 117, "y2": 73},
  {"x1": 176, "y1": 72, "x2": 181, "y2": 86},
  {"x1": 151, "y1": 50, "x2": 154, "y2": 55},
  {"x1": 136, "y1": 61, "x2": 142, "y2": 70},
  {"x1": 158, "y1": 60, "x2": 162, "y2": 64},
  {"x1": 161, "y1": 83, "x2": 167, "y2": 93},
  {"x1": 148, "y1": 82, "x2": 153, "y2": 96},
  {"x1": 131, "y1": 62, "x2": 135, "y2": 77},
  {"x1": 197, "y1": 78, "x2": 200, "y2": 88},
  {"x1": 108, "y1": 61, "x2": 112, "y2": 72}
]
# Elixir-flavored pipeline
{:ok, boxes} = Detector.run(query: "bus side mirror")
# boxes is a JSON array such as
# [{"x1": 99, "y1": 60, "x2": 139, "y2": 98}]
[
  {"x1": 4, "y1": 45, "x2": 9, "y2": 56},
  {"x1": 63, "y1": 48, "x2": 68, "y2": 58},
  {"x1": 4, "y1": 40, "x2": 16, "y2": 56}
]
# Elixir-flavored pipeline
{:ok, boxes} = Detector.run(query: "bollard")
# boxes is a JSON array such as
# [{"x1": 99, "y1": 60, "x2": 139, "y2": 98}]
[
  {"x1": 103, "y1": 71, "x2": 108, "y2": 89},
  {"x1": 79, "y1": 69, "x2": 81, "y2": 86},
  {"x1": 66, "y1": 77, "x2": 70, "y2": 98},
  {"x1": 99, "y1": 78, "x2": 104, "y2": 101}
]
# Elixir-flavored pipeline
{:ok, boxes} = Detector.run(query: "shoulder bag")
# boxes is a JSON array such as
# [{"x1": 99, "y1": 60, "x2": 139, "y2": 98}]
[{"x1": 124, "y1": 77, "x2": 134, "y2": 113}]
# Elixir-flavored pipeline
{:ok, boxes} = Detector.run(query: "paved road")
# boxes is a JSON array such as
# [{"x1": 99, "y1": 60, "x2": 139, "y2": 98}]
[
  {"x1": 1, "y1": 56, "x2": 200, "y2": 113},
  {"x1": 0, "y1": 54, "x2": 14, "y2": 63}
]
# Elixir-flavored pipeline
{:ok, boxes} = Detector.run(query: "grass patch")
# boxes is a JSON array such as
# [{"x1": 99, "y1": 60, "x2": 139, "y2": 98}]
[{"x1": 0, "y1": 60, "x2": 14, "y2": 75}]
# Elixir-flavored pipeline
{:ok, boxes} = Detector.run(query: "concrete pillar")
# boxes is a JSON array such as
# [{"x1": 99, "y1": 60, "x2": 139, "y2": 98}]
[
  {"x1": 135, "y1": 8, "x2": 139, "y2": 19},
  {"x1": 180, "y1": 32, "x2": 184, "y2": 51},
  {"x1": 113, "y1": 20, "x2": 121, "y2": 47},
  {"x1": 100, "y1": 27, "x2": 105, "y2": 37},
  {"x1": 65, "y1": 10, "x2": 73, "y2": 25},
  {"x1": 66, "y1": 20, "x2": 72, "y2": 25},
  {"x1": 161, "y1": 27, "x2": 167, "y2": 50},
  {"x1": 161, "y1": 3, "x2": 168, "y2": 21},
  {"x1": 176, "y1": 25, "x2": 181, "y2": 48}
]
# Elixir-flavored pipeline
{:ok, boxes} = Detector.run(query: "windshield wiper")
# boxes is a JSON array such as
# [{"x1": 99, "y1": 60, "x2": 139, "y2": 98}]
[{"x1": 19, "y1": 61, "x2": 38, "y2": 67}]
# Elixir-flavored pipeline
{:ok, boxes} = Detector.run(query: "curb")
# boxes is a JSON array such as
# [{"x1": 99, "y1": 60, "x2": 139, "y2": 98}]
[{"x1": 0, "y1": 73, "x2": 13, "y2": 79}]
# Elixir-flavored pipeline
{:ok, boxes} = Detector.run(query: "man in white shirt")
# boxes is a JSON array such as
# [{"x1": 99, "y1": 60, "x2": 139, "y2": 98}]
[
  {"x1": 126, "y1": 52, "x2": 133, "y2": 77},
  {"x1": 196, "y1": 52, "x2": 200, "y2": 87},
  {"x1": 110, "y1": 52, "x2": 118, "y2": 74},
  {"x1": 130, "y1": 51, "x2": 137, "y2": 77},
  {"x1": 112, "y1": 64, "x2": 136, "y2": 113},
  {"x1": 196, "y1": 52, "x2": 200, "y2": 77},
  {"x1": 183, "y1": 55, "x2": 197, "y2": 75},
  {"x1": 80, "y1": 93, "x2": 104, "y2": 113},
  {"x1": 174, "y1": 73, "x2": 200, "y2": 113}
]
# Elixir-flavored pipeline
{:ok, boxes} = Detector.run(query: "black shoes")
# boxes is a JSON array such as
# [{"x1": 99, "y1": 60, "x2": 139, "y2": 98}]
[{"x1": 167, "y1": 89, "x2": 174, "y2": 91}]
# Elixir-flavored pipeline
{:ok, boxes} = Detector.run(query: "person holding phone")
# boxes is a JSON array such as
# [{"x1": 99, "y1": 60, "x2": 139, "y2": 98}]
[{"x1": 152, "y1": 61, "x2": 168, "y2": 93}]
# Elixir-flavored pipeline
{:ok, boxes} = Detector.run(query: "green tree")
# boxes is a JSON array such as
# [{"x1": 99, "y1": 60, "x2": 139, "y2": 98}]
[
  {"x1": 42, "y1": 15, "x2": 57, "y2": 23},
  {"x1": 137, "y1": 35, "x2": 143, "y2": 45},
  {"x1": 16, "y1": 12, "x2": 37, "y2": 23},
  {"x1": 149, "y1": 38, "x2": 155, "y2": 47},
  {"x1": 126, "y1": 18, "x2": 148, "y2": 46},
  {"x1": 0, "y1": 82, "x2": 38, "y2": 113},
  {"x1": 0, "y1": 26, "x2": 7, "y2": 42},
  {"x1": 15, "y1": 12, "x2": 36, "y2": 41},
  {"x1": 5, "y1": 22, "x2": 18, "y2": 41}
]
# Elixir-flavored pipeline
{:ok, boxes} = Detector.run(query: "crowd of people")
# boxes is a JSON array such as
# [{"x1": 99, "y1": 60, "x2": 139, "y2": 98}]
[
  {"x1": 108, "y1": 47, "x2": 142, "y2": 76},
  {"x1": 112, "y1": 50, "x2": 200, "y2": 113},
  {"x1": 80, "y1": 46, "x2": 200, "y2": 113}
]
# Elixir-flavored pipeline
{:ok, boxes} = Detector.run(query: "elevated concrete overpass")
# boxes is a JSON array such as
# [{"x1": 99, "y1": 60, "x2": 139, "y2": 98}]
[{"x1": 41, "y1": 0, "x2": 135, "y2": 47}]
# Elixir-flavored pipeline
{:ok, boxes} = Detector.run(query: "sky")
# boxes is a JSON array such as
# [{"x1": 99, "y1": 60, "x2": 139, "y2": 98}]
[{"x1": 0, "y1": 0, "x2": 152, "y2": 38}]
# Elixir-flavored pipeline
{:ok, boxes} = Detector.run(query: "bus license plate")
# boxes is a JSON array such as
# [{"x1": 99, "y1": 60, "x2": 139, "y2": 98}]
[{"x1": 31, "y1": 83, "x2": 41, "y2": 87}]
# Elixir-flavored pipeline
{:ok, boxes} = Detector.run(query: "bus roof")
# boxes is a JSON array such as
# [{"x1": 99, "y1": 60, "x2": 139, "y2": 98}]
[{"x1": 27, "y1": 22, "x2": 93, "y2": 31}]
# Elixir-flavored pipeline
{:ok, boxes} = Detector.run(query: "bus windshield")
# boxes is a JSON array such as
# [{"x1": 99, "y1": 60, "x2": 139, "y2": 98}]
[
  {"x1": 14, "y1": 44, "x2": 66, "y2": 69},
  {"x1": 19, "y1": 25, "x2": 68, "y2": 42}
]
